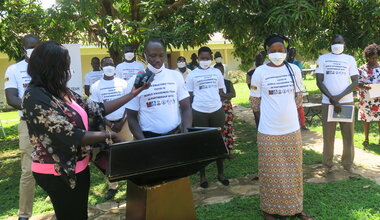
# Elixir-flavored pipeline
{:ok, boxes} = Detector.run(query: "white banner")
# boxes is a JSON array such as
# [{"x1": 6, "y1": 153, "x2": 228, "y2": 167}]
[{"x1": 63, "y1": 44, "x2": 82, "y2": 96}]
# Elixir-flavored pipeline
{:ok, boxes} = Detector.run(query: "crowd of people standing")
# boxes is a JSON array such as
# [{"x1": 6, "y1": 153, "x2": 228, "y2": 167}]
[{"x1": 3, "y1": 32, "x2": 380, "y2": 220}]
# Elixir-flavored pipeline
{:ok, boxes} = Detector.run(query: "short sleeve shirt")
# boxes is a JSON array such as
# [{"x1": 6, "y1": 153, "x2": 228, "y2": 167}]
[
  {"x1": 89, "y1": 78, "x2": 128, "y2": 121},
  {"x1": 84, "y1": 71, "x2": 103, "y2": 86},
  {"x1": 186, "y1": 67, "x2": 225, "y2": 113},
  {"x1": 250, "y1": 63, "x2": 303, "y2": 135},
  {"x1": 315, "y1": 53, "x2": 359, "y2": 104},
  {"x1": 116, "y1": 61, "x2": 145, "y2": 81},
  {"x1": 4, "y1": 60, "x2": 29, "y2": 116},
  {"x1": 126, "y1": 68, "x2": 189, "y2": 134}
]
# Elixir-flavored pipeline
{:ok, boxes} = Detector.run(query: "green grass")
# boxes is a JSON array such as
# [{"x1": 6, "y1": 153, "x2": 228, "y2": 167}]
[
  {"x1": 0, "y1": 107, "x2": 376, "y2": 219},
  {"x1": 196, "y1": 178, "x2": 380, "y2": 220},
  {"x1": 0, "y1": 112, "x2": 322, "y2": 218},
  {"x1": 0, "y1": 111, "x2": 19, "y2": 120}
]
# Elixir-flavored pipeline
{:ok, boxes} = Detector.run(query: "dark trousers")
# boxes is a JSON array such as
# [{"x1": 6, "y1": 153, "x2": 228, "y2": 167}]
[
  {"x1": 33, "y1": 167, "x2": 90, "y2": 220},
  {"x1": 192, "y1": 107, "x2": 225, "y2": 128}
]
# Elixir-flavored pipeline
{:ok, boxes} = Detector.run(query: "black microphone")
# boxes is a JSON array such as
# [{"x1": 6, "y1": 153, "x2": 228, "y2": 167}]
[{"x1": 134, "y1": 68, "x2": 155, "y2": 88}]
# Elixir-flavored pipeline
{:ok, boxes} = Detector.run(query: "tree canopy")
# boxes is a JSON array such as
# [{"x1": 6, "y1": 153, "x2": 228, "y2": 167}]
[
  {"x1": 207, "y1": 0, "x2": 380, "y2": 69},
  {"x1": 1, "y1": 0, "x2": 379, "y2": 68}
]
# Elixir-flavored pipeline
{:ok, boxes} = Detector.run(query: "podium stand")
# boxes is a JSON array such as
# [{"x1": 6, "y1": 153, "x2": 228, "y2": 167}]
[
  {"x1": 96, "y1": 127, "x2": 228, "y2": 220},
  {"x1": 126, "y1": 178, "x2": 196, "y2": 220}
]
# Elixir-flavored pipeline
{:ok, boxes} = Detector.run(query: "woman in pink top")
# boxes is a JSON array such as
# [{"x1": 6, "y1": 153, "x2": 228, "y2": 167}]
[{"x1": 22, "y1": 41, "x2": 147, "y2": 219}]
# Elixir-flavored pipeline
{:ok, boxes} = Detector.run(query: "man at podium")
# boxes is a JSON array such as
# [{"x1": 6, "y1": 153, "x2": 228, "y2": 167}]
[{"x1": 126, "y1": 38, "x2": 192, "y2": 138}]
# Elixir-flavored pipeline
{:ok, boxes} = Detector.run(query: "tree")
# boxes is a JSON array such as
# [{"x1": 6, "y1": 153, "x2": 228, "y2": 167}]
[
  {"x1": 0, "y1": 0, "x2": 46, "y2": 60},
  {"x1": 43, "y1": 0, "x2": 215, "y2": 64},
  {"x1": 207, "y1": 0, "x2": 380, "y2": 70}
]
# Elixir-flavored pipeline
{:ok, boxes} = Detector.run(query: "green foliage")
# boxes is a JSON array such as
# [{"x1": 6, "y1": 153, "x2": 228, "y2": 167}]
[
  {"x1": 228, "y1": 70, "x2": 246, "y2": 84},
  {"x1": 0, "y1": 0, "x2": 46, "y2": 60},
  {"x1": 207, "y1": 0, "x2": 380, "y2": 69},
  {"x1": 44, "y1": 0, "x2": 215, "y2": 64}
]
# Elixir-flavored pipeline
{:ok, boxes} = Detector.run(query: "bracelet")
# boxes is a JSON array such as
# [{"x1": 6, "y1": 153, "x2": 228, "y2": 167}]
[{"x1": 105, "y1": 130, "x2": 112, "y2": 144}]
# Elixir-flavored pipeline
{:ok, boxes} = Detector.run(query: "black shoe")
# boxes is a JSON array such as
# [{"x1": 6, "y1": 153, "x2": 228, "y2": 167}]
[
  {"x1": 217, "y1": 177, "x2": 230, "y2": 186},
  {"x1": 301, "y1": 126, "x2": 310, "y2": 131},
  {"x1": 105, "y1": 189, "x2": 117, "y2": 200},
  {"x1": 18, "y1": 218, "x2": 28, "y2": 220},
  {"x1": 200, "y1": 181, "x2": 209, "y2": 188}
]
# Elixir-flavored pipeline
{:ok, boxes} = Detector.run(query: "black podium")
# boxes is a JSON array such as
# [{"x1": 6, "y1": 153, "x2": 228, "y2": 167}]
[{"x1": 99, "y1": 127, "x2": 228, "y2": 220}]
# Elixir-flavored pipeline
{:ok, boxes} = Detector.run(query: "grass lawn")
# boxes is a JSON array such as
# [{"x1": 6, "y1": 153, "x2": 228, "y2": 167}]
[
  {"x1": 0, "y1": 97, "x2": 379, "y2": 219},
  {"x1": 232, "y1": 75, "x2": 380, "y2": 156},
  {"x1": 197, "y1": 178, "x2": 380, "y2": 220}
]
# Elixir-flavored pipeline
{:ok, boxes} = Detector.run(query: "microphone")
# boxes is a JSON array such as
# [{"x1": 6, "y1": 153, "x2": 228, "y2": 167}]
[{"x1": 134, "y1": 68, "x2": 155, "y2": 88}]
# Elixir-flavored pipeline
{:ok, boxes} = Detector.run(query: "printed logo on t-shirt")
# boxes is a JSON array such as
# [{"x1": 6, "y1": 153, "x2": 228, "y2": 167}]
[
  {"x1": 5, "y1": 77, "x2": 9, "y2": 82},
  {"x1": 268, "y1": 88, "x2": 294, "y2": 95},
  {"x1": 194, "y1": 75, "x2": 218, "y2": 90},
  {"x1": 325, "y1": 60, "x2": 349, "y2": 75},
  {"x1": 143, "y1": 82, "x2": 177, "y2": 108},
  {"x1": 121, "y1": 68, "x2": 140, "y2": 81},
  {"x1": 265, "y1": 74, "x2": 294, "y2": 96},
  {"x1": 251, "y1": 85, "x2": 257, "y2": 91}
]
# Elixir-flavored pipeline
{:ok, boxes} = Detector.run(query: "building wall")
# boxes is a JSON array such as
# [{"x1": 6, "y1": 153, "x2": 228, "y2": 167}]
[{"x1": 0, "y1": 43, "x2": 241, "y2": 103}]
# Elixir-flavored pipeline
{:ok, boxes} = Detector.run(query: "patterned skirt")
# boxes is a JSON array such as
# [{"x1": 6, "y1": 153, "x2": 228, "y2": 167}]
[
  {"x1": 222, "y1": 100, "x2": 234, "y2": 150},
  {"x1": 257, "y1": 130, "x2": 303, "y2": 216}
]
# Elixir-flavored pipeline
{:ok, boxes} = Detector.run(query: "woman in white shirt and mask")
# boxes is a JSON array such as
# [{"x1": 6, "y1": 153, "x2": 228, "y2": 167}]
[{"x1": 250, "y1": 34, "x2": 313, "y2": 220}]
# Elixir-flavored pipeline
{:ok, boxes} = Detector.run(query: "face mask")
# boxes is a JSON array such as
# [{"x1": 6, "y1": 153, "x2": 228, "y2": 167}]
[
  {"x1": 124, "y1": 52, "x2": 135, "y2": 61},
  {"x1": 177, "y1": 62, "x2": 186, "y2": 68},
  {"x1": 102, "y1": 66, "x2": 115, "y2": 77},
  {"x1": 215, "y1": 57, "x2": 223, "y2": 63},
  {"x1": 26, "y1": 49, "x2": 34, "y2": 58},
  {"x1": 331, "y1": 44, "x2": 344, "y2": 54},
  {"x1": 147, "y1": 62, "x2": 164, "y2": 74},
  {"x1": 268, "y1": 52, "x2": 287, "y2": 66},
  {"x1": 199, "y1": 60, "x2": 212, "y2": 69}
]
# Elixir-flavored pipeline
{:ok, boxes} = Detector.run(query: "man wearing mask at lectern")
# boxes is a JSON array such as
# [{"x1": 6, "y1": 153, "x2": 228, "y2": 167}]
[{"x1": 126, "y1": 38, "x2": 192, "y2": 139}]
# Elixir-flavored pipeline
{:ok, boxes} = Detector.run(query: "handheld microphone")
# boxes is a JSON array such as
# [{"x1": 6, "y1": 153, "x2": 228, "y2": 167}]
[{"x1": 134, "y1": 68, "x2": 155, "y2": 88}]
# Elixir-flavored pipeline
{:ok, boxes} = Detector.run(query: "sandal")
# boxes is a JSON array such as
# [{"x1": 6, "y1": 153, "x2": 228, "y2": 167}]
[
  {"x1": 363, "y1": 140, "x2": 369, "y2": 146},
  {"x1": 296, "y1": 212, "x2": 314, "y2": 220}
]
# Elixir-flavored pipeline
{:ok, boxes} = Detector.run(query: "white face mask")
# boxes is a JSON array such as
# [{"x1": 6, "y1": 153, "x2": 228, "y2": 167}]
[
  {"x1": 147, "y1": 62, "x2": 164, "y2": 74},
  {"x1": 177, "y1": 62, "x2": 186, "y2": 68},
  {"x1": 26, "y1": 49, "x2": 34, "y2": 58},
  {"x1": 331, "y1": 44, "x2": 344, "y2": 54},
  {"x1": 215, "y1": 57, "x2": 223, "y2": 63},
  {"x1": 268, "y1": 52, "x2": 287, "y2": 66},
  {"x1": 102, "y1": 66, "x2": 115, "y2": 77},
  {"x1": 199, "y1": 60, "x2": 212, "y2": 69},
  {"x1": 124, "y1": 52, "x2": 135, "y2": 61}
]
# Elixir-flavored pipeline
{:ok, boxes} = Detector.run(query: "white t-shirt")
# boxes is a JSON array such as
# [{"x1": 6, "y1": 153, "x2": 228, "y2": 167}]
[
  {"x1": 315, "y1": 53, "x2": 359, "y2": 104},
  {"x1": 186, "y1": 67, "x2": 225, "y2": 113},
  {"x1": 116, "y1": 61, "x2": 145, "y2": 81},
  {"x1": 250, "y1": 63, "x2": 303, "y2": 135},
  {"x1": 89, "y1": 77, "x2": 129, "y2": 121},
  {"x1": 175, "y1": 68, "x2": 191, "y2": 79},
  {"x1": 4, "y1": 60, "x2": 29, "y2": 117},
  {"x1": 126, "y1": 68, "x2": 189, "y2": 134},
  {"x1": 84, "y1": 70, "x2": 103, "y2": 86}
]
